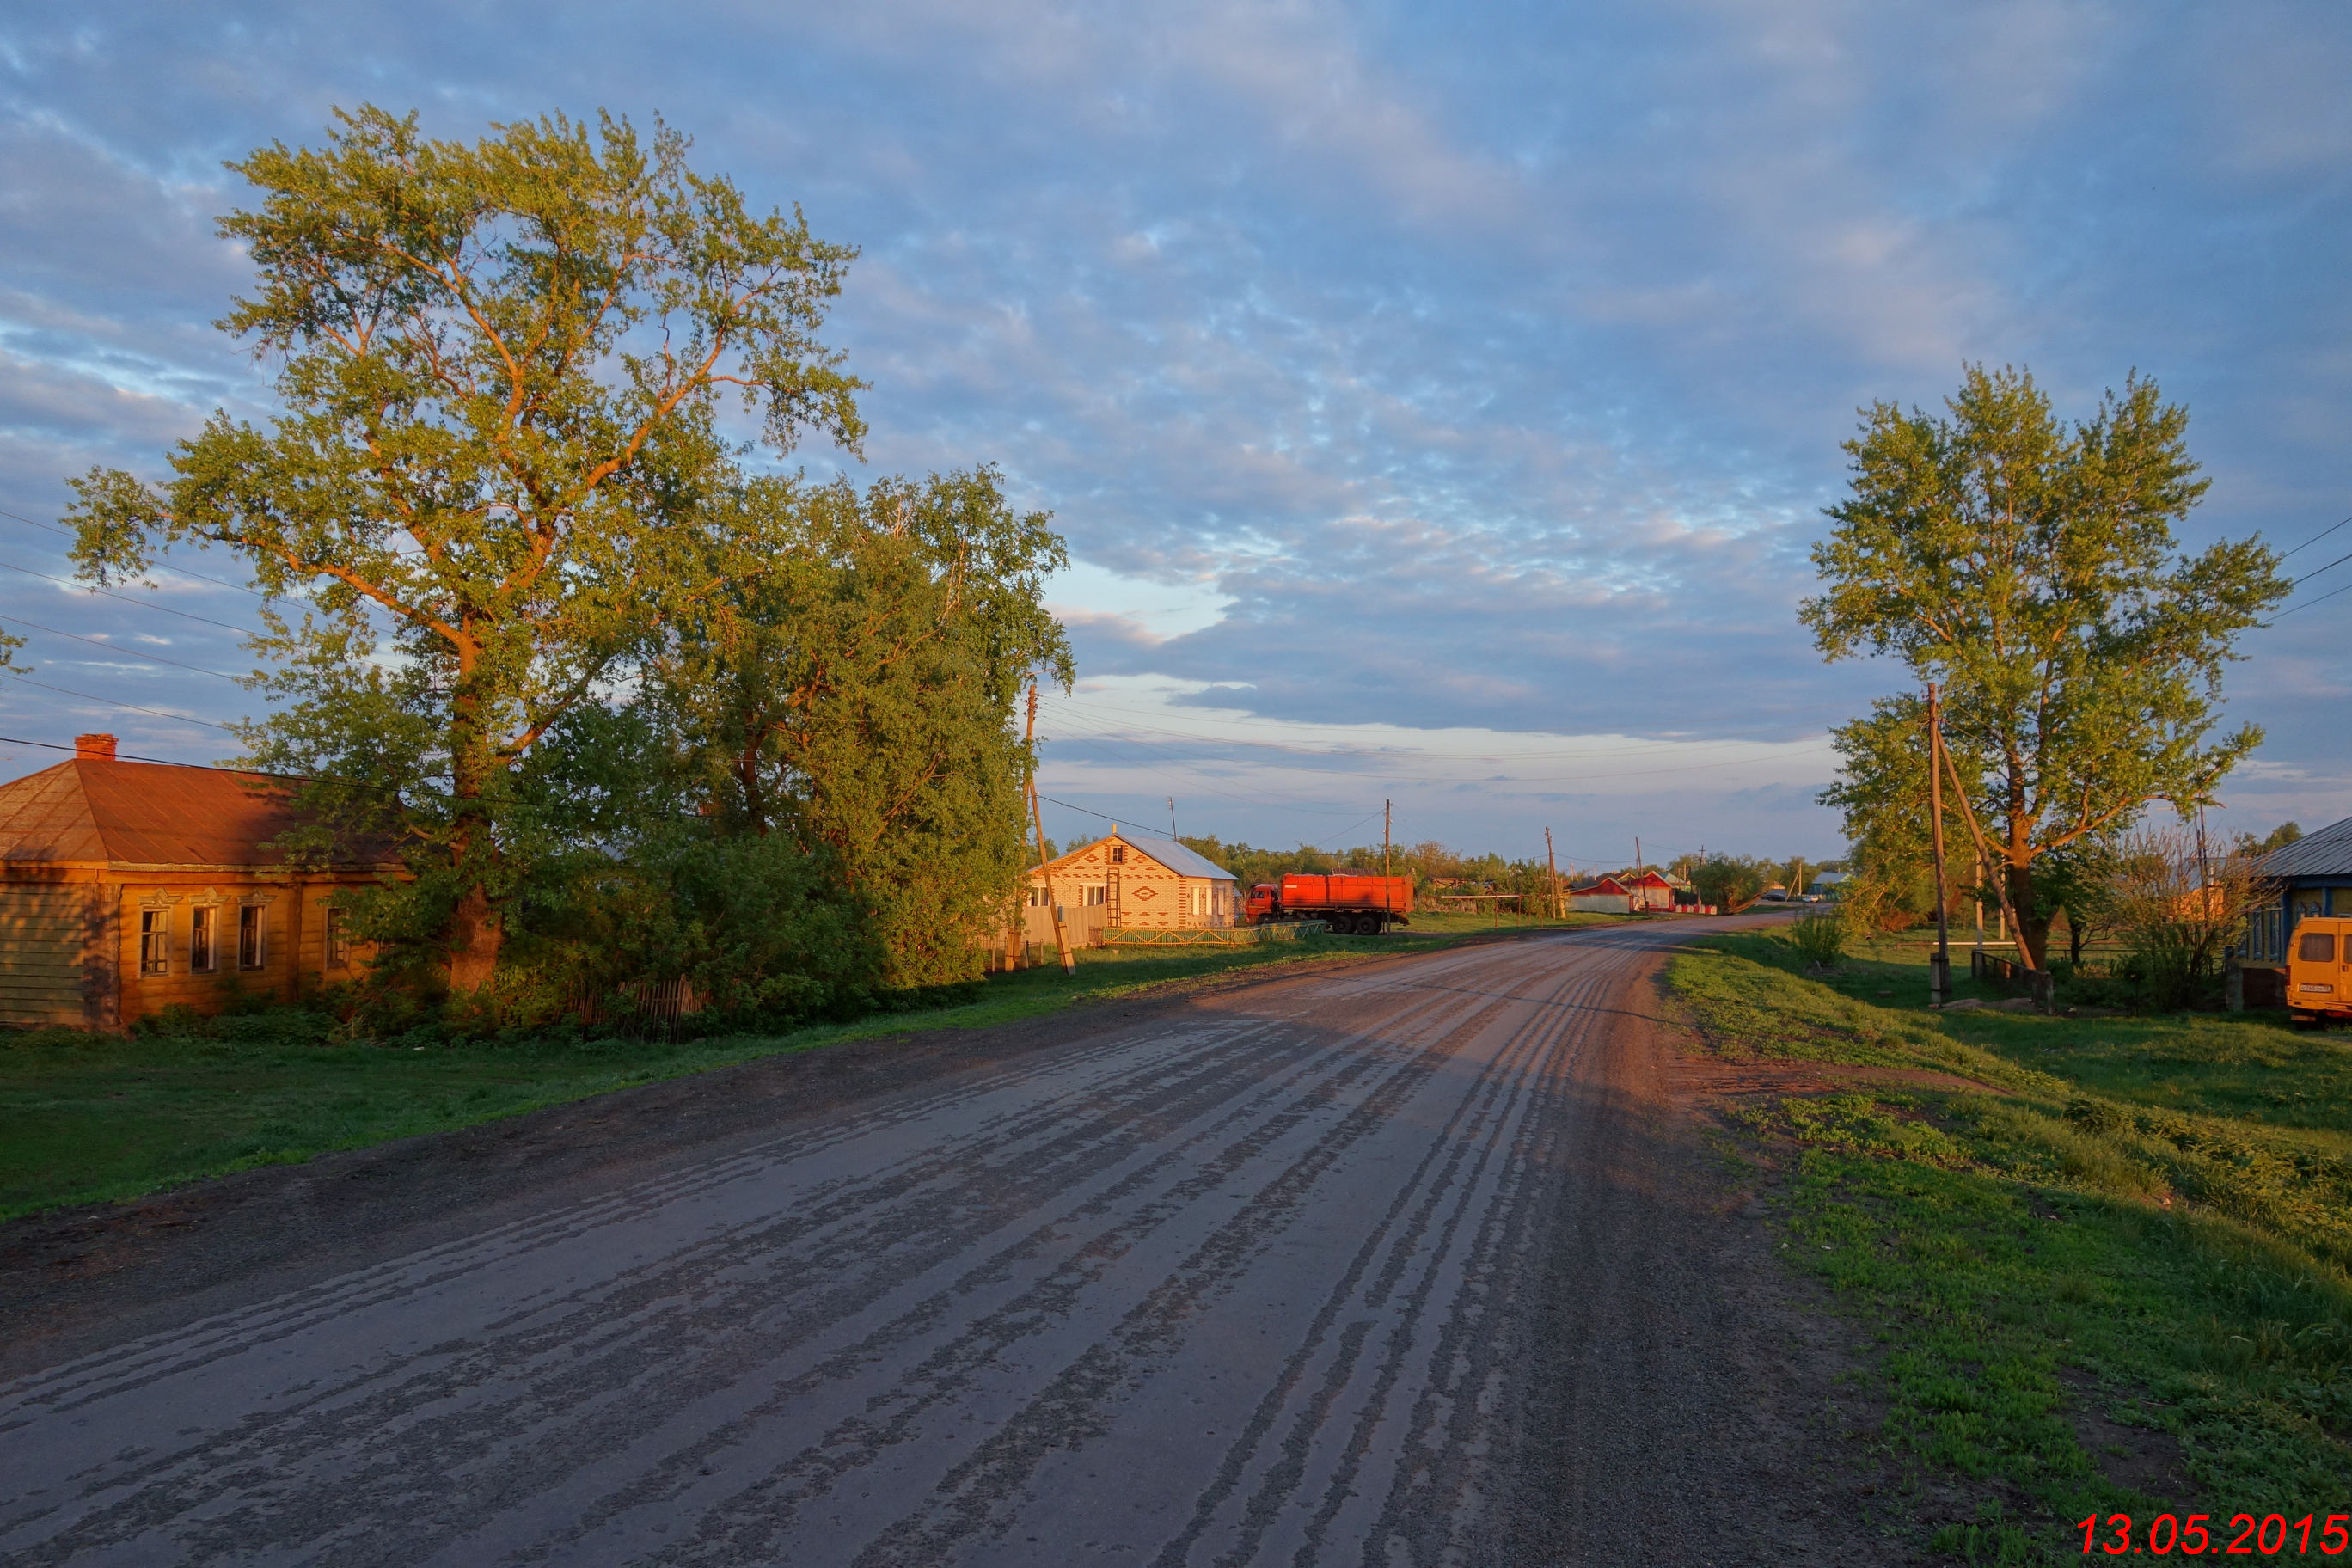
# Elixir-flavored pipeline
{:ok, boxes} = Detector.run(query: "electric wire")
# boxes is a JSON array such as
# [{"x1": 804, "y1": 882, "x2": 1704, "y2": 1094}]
[
  {"x1": 2277, "y1": 513, "x2": 2352, "y2": 561},
  {"x1": 0, "y1": 560, "x2": 260, "y2": 636},
  {"x1": 0, "y1": 507, "x2": 269, "y2": 599},
  {"x1": 0, "y1": 614, "x2": 248, "y2": 681},
  {"x1": 2, "y1": 671, "x2": 241, "y2": 731}
]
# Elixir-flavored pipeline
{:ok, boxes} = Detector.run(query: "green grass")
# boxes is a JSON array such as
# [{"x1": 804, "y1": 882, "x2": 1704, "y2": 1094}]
[
  {"x1": 1671, "y1": 929, "x2": 2352, "y2": 1563},
  {"x1": 0, "y1": 910, "x2": 1621, "y2": 1223}
]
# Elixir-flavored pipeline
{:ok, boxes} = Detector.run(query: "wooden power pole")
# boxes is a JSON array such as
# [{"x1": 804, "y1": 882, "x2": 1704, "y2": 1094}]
[
  {"x1": 1026, "y1": 684, "x2": 1075, "y2": 977},
  {"x1": 1926, "y1": 682, "x2": 1951, "y2": 1008},
  {"x1": 1383, "y1": 800, "x2": 1392, "y2": 878},
  {"x1": 1545, "y1": 827, "x2": 1559, "y2": 919}
]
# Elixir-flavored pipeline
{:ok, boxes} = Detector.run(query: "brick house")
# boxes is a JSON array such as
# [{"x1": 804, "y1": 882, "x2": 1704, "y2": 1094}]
[{"x1": 0, "y1": 735, "x2": 399, "y2": 1031}]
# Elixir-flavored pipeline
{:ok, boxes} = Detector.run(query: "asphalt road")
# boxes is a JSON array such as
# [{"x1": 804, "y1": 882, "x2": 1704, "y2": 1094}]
[{"x1": 0, "y1": 922, "x2": 1890, "y2": 1565}]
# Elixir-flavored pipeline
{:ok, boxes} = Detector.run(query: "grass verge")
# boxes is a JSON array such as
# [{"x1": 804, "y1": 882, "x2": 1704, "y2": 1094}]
[
  {"x1": 1670, "y1": 929, "x2": 2352, "y2": 1564},
  {"x1": 0, "y1": 910, "x2": 1623, "y2": 1223}
]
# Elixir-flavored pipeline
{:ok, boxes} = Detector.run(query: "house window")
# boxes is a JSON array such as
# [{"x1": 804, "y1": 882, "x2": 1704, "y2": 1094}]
[
  {"x1": 324, "y1": 906, "x2": 351, "y2": 969},
  {"x1": 1084, "y1": 885, "x2": 1106, "y2": 906},
  {"x1": 1110, "y1": 845, "x2": 1125, "y2": 864},
  {"x1": 138, "y1": 910, "x2": 169, "y2": 976},
  {"x1": 238, "y1": 904, "x2": 265, "y2": 969},
  {"x1": 189, "y1": 906, "x2": 218, "y2": 972}
]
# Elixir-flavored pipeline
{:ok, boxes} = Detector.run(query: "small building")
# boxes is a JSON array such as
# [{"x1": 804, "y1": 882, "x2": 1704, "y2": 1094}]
[
  {"x1": 1807, "y1": 872, "x2": 1848, "y2": 897},
  {"x1": 0, "y1": 735, "x2": 397, "y2": 1031},
  {"x1": 1573, "y1": 869, "x2": 1692, "y2": 912},
  {"x1": 1025, "y1": 830, "x2": 1239, "y2": 945},
  {"x1": 2241, "y1": 817, "x2": 2352, "y2": 1002}
]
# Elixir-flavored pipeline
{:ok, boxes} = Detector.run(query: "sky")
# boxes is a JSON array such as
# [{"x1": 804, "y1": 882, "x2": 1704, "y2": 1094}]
[{"x1": 1, "y1": 1, "x2": 2346, "y2": 869}]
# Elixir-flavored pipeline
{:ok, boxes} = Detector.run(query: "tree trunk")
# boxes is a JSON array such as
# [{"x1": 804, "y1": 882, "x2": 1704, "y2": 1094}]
[
  {"x1": 444, "y1": 637, "x2": 503, "y2": 993},
  {"x1": 2009, "y1": 859, "x2": 2049, "y2": 971},
  {"x1": 447, "y1": 882, "x2": 503, "y2": 993}
]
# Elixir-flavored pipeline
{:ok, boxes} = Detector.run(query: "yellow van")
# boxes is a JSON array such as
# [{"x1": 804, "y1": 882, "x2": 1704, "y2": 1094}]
[{"x1": 2288, "y1": 916, "x2": 2352, "y2": 1028}]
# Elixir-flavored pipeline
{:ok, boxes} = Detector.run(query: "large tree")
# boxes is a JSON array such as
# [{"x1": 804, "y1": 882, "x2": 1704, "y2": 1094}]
[
  {"x1": 1803, "y1": 364, "x2": 2288, "y2": 968},
  {"x1": 645, "y1": 467, "x2": 1073, "y2": 989},
  {"x1": 65, "y1": 107, "x2": 863, "y2": 989}
]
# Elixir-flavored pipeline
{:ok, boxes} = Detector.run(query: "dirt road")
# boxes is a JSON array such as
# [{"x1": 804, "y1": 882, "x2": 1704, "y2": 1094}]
[{"x1": 0, "y1": 922, "x2": 1892, "y2": 1565}]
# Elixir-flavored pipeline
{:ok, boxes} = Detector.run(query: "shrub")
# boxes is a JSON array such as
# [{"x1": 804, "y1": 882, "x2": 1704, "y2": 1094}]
[{"x1": 1790, "y1": 908, "x2": 1847, "y2": 965}]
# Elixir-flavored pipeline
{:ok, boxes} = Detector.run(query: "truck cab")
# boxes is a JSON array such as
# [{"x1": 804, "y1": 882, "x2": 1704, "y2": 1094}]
[
  {"x1": 2288, "y1": 916, "x2": 2352, "y2": 1028},
  {"x1": 1244, "y1": 884, "x2": 1279, "y2": 924}
]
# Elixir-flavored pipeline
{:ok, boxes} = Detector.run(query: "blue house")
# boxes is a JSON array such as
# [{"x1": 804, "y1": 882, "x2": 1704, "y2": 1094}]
[{"x1": 2243, "y1": 817, "x2": 2352, "y2": 996}]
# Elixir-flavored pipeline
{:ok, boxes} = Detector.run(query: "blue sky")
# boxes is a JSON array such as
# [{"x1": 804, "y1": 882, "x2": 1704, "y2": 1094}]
[{"x1": 1, "y1": 1, "x2": 2346, "y2": 866}]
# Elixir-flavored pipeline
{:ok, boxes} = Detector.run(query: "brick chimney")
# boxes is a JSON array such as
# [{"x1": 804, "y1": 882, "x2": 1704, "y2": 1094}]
[{"x1": 74, "y1": 732, "x2": 118, "y2": 760}]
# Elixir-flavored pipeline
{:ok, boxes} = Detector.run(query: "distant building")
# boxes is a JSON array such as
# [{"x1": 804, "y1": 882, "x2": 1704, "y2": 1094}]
[
  {"x1": 2241, "y1": 818, "x2": 2352, "y2": 1001},
  {"x1": 1023, "y1": 830, "x2": 1240, "y2": 948},
  {"x1": 0, "y1": 735, "x2": 399, "y2": 1031},
  {"x1": 1807, "y1": 872, "x2": 1848, "y2": 896},
  {"x1": 1572, "y1": 869, "x2": 1693, "y2": 912}
]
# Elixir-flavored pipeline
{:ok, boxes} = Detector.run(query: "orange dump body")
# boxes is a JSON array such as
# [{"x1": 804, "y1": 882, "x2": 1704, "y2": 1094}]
[
  {"x1": 1280, "y1": 873, "x2": 1414, "y2": 913},
  {"x1": 1242, "y1": 876, "x2": 1416, "y2": 924},
  {"x1": 2288, "y1": 917, "x2": 2352, "y2": 1022}
]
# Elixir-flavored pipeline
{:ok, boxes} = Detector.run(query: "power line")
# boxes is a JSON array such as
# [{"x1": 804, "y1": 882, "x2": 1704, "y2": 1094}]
[
  {"x1": 0, "y1": 506, "x2": 270, "y2": 600},
  {"x1": 2, "y1": 671, "x2": 241, "y2": 731},
  {"x1": 2277, "y1": 512, "x2": 2352, "y2": 561},
  {"x1": 1, "y1": 560, "x2": 260, "y2": 636},
  {"x1": 0, "y1": 733, "x2": 288, "y2": 775},
  {"x1": 2289, "y1": 545, "x2": 2352, "y2": 589},
  {"x1": 2274, "y1": 576, "x2": 2352, "y2": 619},
  {"x1": 0, "y1": 614, "x2": 248, "y2": 681}
]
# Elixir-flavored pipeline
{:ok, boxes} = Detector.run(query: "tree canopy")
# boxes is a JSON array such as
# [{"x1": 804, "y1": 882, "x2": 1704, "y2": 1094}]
[
  {"x1": 1803, "y1": 364, "x2": 2288, "y2": 966},
  {"x1": 65, "y1": 107, "x2": 866, "y2": 989}
]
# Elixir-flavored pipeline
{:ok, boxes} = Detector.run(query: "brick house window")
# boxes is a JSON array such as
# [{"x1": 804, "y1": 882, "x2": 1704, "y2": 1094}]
[
  {"x1": 238, "y1": 904, "x2": 265, "y2": 969},
  {"x1": 1110, "y1": 845, "x2": 1125, "y2": 864},
  {"x1": 324, "y1": 906, "x2": 351, "y2": 968},
  {"x1": 138, "y1": 910, "x2": 169, "y2": 976},
  {"x1": 190, "y1": 907, "x2": 218, "y2": 972},
  {"x1": 1084, "y1": 885, "x2": 1106, "y2": 905}
]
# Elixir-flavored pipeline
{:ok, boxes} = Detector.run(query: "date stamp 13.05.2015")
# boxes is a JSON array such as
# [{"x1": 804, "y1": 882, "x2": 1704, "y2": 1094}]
[{"x1": 2080, "y1": 1512, "x2": 2350, "y2": 1557}]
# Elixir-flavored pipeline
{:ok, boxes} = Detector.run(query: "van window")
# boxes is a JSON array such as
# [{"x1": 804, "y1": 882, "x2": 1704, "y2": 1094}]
[{"x1": 2300, "y1": 930, "x2": 2338, "y2": 964}]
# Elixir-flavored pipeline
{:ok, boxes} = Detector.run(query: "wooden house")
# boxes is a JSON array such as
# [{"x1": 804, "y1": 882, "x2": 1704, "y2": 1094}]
[
  {"x1": 2239, "y1": 817, "x2": 2352, "y2": 1005},
  {"x1": 0, "y1": 735, "x2": 399, "y2": 1031},
  {"x1": 1026, "y1": 830, "x2": 1239, "y2": 942}
]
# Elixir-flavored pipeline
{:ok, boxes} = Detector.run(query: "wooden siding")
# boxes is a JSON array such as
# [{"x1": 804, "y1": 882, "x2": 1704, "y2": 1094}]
[
  {"x1": 113, "y1": 877, "x2": 377, "y2": 1027},
  {"x1": 0, "y1": 885, "x2": 86, "y2": 1027}
]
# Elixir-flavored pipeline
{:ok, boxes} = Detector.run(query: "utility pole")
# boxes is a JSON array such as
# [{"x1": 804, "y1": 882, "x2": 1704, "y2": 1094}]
[
  {"x1": 1545, "y1": 827, "x2": 1559, "y2": 920},
  {"x1": 1167, "y1": 796, "x2": 1178, "y2": 839},
  {"x1": 1634, "y1": 836, "x2": 1644, "y2": 911},
  {"x1": 1383, "y1": 799, "x2": 1392, "y2": 878},
  {"x1": 1973, "y1": 848, "x2": 1985, "y2": 957},
  {"x1": 1926, "y1": 683, "x2": 1951, "y2": 1008},
  {"x1": 1027, "y1": 684, "x2": 1075, "y2": 977}
]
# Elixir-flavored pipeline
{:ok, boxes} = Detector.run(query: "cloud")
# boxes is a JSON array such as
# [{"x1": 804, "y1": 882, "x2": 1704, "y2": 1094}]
[{"x1": 0, "y1": 0, "x2": 2344, "y2": 854}]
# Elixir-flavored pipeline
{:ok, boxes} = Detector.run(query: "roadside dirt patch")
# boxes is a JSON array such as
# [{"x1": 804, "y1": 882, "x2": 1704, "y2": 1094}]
[
  {"x1": 1673, "y1": 1056, "x2": 2012, "y2": 1103},
  {"x1": 2061, "y1": 1368, "x2": 2198, "y2": 1504}
]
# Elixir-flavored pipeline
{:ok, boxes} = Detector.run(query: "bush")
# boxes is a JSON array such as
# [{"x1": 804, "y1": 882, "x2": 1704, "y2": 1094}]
[{"x1": 1790, "y1": 908, "x2": 1847, "y2": 965}]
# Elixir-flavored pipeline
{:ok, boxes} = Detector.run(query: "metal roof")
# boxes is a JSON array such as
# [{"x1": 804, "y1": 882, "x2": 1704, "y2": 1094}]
[
  {"x1": 0, "y1": 757, "x2": 345, "y2": 867},
  {"x1": 2258, "y1": 816, "x2": 2352, "y2": 880},
  {"x1": 1111, "y1": 833, "x2": 1238, "y2": 881}
]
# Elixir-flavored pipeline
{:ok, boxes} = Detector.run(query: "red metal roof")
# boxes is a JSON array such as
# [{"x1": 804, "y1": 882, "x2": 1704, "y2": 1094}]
[{"x1": 0, "y1": 757, "x2": 322, "y2": 867}]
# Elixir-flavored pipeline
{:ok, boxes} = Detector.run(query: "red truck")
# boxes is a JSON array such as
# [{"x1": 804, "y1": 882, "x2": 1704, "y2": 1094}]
[{"x1": 1244, "y1": 873, "x2": 1414, "y2": 934}]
